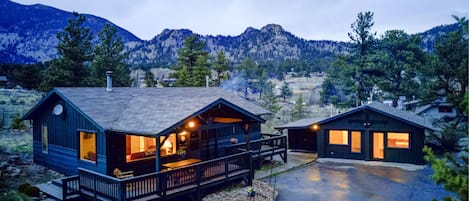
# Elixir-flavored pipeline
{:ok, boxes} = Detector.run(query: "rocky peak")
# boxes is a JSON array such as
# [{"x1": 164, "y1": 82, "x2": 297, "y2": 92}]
[{"x1": 260, "y1": 24, "x2": 285, "y2": 34}]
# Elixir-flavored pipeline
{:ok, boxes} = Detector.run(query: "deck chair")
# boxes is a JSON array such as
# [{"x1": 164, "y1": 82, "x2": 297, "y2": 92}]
[{"x1": 113, "y1": 168, "x2": 134, "y2": 179}]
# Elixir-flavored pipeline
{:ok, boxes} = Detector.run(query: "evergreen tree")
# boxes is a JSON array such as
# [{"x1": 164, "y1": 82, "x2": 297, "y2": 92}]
[
  {"x1": 259, "y1": 81, "x2": 281, "y2": 113},
  {"x1": 192, "y1": 55, "x2": 210, "y2": 87},
  {"x1": 12, "y1": 64, "x2": 42, "y2": 89},
  {"x1": 424, "y1": 146, "x2": 468, "y2": 201},
  {"x1": 144, "y1": 70, "x2": 155, "y2": 87},
  {"x1": 292, "y1": 95, "x2": 306, "y2": 120},
  {"x1": 238, "y1": 58, "x2": 258, "y2": 99},
  {"x1": 280, "y1": 81, "x2": 292, "y2": 102},
  {"x1": 321, "y1": 11, "x2": 377, "y2": 107},
  {"x1": 372, "y1": 30, "x2": 425, "y2": 100},
  {"x1": 424, "y1": 16, "x2": 468, "y2": 114},
  {"x1": 11, "y1": 112, "x2": 26, "y2": 129},
  {"x1": 40, "y1": 12, "x2": 93, "y2": 91},
  {"x1": 174, "y1": 35, "x2": 210, "y2": 86},
  {"x1": 90, "y1": 24, "x2": 131, "y2": 87},
  {"x1": 212, "y1": 50, "x2": 229, "y2": 86}
]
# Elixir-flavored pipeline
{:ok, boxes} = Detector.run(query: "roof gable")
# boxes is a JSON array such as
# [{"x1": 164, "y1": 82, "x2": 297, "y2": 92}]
[{"x1": 276, "y1": 102, "x2": 437, "y2": 131}]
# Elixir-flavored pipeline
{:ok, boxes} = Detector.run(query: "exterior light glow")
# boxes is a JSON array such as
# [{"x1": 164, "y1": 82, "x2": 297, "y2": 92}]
[
  {"x1": 312, "y1": 124, "x2": 319, "y2": 130},
  {"x1": 188, "y1": 121, "x2": 196, "y2": 128}
]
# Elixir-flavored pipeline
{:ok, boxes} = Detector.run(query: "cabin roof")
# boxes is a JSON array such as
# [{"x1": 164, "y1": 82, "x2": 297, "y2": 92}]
[
  {"x1": 24, "y1": 87, "x2": 270, "y2": 135},
  {"x1": 276, "y1": 102, "x2": 437, "y2": 131}
]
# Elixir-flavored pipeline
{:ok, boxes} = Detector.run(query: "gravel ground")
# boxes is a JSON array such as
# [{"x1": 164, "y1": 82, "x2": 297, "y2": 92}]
[{"x1": 203, "y1": 180, "x2": 278, "y2": 201}]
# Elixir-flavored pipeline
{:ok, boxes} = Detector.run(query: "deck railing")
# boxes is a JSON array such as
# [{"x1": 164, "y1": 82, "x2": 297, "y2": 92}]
[
  {"x1": 78, "y1": 151, "x2": 252, "y2": 201},
  {"x1": 226, "y1": 134, "x2": 287, "y2": 162},
  {"x1": 61, "y1": 175, "x2": 80, "y2": 200}
]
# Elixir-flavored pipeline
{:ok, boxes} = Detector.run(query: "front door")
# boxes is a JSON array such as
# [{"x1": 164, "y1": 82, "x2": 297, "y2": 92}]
[{"x1": 373, "y1": 132, "x2": 384, "y2": 160}]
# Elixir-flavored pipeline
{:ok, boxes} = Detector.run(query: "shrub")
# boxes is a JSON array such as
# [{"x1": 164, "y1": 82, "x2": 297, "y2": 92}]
[
  {"x1": 18, "y1": 183, "x2": 40, "y2": 197},
  {"x1": 11, "y1": 112, "x2": 26, "y2": 129},
  {"x1": 0, "y1": 190, "x2": 30, "y2": 201}
]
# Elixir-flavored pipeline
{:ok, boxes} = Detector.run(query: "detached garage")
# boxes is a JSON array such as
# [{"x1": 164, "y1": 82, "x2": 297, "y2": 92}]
[
  {"x1": 277, "y1": 102, "x2": 437, "y2": 165},
  {"x1": 276, "y1": 118, "x2": 323, "y2": 152}
]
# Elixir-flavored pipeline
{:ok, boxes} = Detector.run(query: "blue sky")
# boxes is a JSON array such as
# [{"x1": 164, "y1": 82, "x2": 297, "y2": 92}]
[{"x1": 12, "y1": 0, "x2": 469, "y2": 41}]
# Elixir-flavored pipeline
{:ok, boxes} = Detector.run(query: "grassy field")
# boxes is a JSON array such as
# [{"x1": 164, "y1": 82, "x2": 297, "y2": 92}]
[{"x1": 0, "y1": 89, "x2": 43, "y2": 129}]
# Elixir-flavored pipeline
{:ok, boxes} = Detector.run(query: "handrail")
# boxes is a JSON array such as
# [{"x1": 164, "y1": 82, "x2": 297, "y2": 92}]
[{"x1": 78, "y1": 151, "x2": 253, "y2": 201}]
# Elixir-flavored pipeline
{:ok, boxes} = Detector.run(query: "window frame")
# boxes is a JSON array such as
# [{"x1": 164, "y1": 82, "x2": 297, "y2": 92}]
[
  {"x1": 386, "y1": 132, "x2": 410, "y2": 149},
  {"x1": 41, "y1": 125, "x2": 48, "y2": 154},
  {"x1": 328, "y1": 130, "x2": 349, "y2": 145},
  {"x1": 78, "y1": 130, "x2": 97, "y2": 164}
]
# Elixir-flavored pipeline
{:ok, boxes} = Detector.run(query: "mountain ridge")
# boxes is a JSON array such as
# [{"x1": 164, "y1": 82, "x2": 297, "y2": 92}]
[{"x1": 0, "y1": 0, "x2": 459, "y2": 69}]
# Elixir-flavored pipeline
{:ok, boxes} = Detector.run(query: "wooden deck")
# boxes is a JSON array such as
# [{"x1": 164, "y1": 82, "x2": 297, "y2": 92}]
[{"x1": 36, "y1": 135, "x2": 287, "y2": 201}]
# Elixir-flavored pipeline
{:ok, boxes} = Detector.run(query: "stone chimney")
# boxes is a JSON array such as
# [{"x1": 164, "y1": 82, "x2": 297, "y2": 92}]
[{"x1": 106, "y1": 71, "x2": 113, "y2": 92}]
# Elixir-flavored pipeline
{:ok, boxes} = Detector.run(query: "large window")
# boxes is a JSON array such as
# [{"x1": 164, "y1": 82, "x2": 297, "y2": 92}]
[
  {"x1": 329, "y1": 130, "x2": 348, "y2": 145},
  {"x1": 387, "y1": 132, "x2": 409, "y2": 149},
  {"x1": 126, "y1": 135, "x2": 156, "y2": 162},
  {"x1": 160, "y1": 134, "x2": 177, "y2": 157},
  {"x1": 80, "y1": 132, "x2": 96, "y2": 162},
  {"x1": 351, "y1": 131, "x2": 361, "y2": 153},
  {"x1": 42, "y1": 125, "x2": 48, "y2": 154}
]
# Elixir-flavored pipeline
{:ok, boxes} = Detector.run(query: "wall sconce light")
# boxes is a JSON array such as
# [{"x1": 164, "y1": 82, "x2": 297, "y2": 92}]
[
  {"x1": 362, "y1": 122, "x2": 372, "y2": 128},
  {"x1": 311, "y1": 124, "x2": 319, "y2": 131}
]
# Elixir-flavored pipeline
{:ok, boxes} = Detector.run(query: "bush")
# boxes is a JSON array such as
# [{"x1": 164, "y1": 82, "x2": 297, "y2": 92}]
[
  {"x1": 427, "y1": 122, "x2": 466, "y2": 153},
  {"x1": 0, "y1": 190, "x2": 30, "y2": 201},
  {"x1": 18, "y1": 183, "x2": 40, "y2": 197},
  {"x1": 11, "y1": 112, "x2": 26, "y2": 129}
]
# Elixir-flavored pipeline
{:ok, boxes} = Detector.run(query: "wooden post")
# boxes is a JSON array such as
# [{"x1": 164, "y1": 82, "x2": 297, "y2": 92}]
[
  {"x1": 155, "y1": 136, "x2": 161, "y2": 172},
  {"x1": 244, "y1": 122, "x2": 250, "y2": 151}
]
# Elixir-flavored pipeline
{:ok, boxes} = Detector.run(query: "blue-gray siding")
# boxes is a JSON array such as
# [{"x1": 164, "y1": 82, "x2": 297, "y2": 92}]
[
  {"x1": 317, "y1": 109, "x2": 425, "y2": 164},
  {"x1": 32, "y1": 94, "x2": 107, "y2": 175}
]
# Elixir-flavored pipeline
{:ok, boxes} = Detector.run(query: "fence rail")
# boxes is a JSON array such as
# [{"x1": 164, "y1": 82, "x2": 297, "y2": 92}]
[{"x1": 226, "y1": 134, "x2": 288, "y2": 162}]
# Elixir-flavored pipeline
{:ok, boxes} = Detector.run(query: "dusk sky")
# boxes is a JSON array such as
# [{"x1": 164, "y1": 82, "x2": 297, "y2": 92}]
[{"x1": 12, "y1": 0, "x2": 469, "y2": 41}]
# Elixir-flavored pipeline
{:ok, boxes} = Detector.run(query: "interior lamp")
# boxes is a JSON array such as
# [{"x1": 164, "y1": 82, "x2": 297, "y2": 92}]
[{"x1": 163, "y1": 140, "x2": 173, "y2": 154}]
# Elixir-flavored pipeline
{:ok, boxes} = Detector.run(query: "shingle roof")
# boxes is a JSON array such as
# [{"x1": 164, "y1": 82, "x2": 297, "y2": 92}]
[
  {"x1": 28, "y1": 87, "x2": 270, "y2": 135},
  {"x1": 274, "y1": 117, "x2": 324, "y2": 129},
  {"x1": 275, "y1": 102, "x2": 437, "y2": 131}
]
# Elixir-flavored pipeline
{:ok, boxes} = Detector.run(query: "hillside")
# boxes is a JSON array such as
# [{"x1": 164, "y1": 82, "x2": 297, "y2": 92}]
[
  {"x1": 0, "y1": 0, "x2": 142, "y2": 64},
  {"x1": 0, "y1": 0, "x2": 460, "y2": 69},
  {"x1": 128, "y1": 24, "x2": 349, "y2": 68}
]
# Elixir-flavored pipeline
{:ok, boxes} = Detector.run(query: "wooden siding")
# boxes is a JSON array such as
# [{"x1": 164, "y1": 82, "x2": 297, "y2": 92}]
[
  {"x1": 287, "y1": 129, "x2": 317, "y2": 152},
  {"x1": 32, "y1": 94, "x2": 107, "y2": 175},
  {"x1": 317, "y1": 109, "x2": 425, "y2": 164}
]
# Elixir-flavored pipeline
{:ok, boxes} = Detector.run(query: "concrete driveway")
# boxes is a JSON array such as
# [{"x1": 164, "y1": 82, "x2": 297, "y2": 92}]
[{"x1": 262, "y1": 161, "x2": 453, "y2": 201}]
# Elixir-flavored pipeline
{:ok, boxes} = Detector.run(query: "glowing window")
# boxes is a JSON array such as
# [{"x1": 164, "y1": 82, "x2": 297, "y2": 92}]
[
  {"x1": 387, "y1": 132, "x2": 409, "y2": 149},
  {"x1": 80, "y1": 132, "x2": 96, "y2": 162},
  {"x1": 126, "y1": 135, "x2": 156, "y2": 162},
  {"x1": 160, "y1": 134, "x2": 176, "y2": 157},
  {"x1": 329, "y1": 130, "x2": 348, "y2": 145},
  {"x1": 351, "y1": 131, "x2": 361, "y2": 153},
  {"x1": 42, "y1": 125, "x2": 48, "y2": 154}
]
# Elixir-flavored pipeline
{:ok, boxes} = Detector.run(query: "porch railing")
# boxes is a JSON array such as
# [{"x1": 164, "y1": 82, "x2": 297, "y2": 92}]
[
  {"x1": 78, "y1": 151, "x2": 252, "y2": 201},
  {"x1": 61, "y1": 175, "x2": 80, "y2": 200},
  {"x1": 225, "y1": 134, "x2": 287, "y2": 162}
]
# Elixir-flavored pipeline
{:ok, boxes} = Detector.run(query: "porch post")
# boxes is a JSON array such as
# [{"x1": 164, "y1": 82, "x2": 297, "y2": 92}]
[
  {"x1": 244, "y1": 121, "x2": 250, "y2": 151},
  {"x1": 155, "y1": 135, "x2": 161, "y2": 172}
]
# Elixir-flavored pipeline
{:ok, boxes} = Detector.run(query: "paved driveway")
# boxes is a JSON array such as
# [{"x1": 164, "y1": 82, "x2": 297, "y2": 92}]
[{"x1": 262, "y1": 162, "x2": 453, "y2": 201}]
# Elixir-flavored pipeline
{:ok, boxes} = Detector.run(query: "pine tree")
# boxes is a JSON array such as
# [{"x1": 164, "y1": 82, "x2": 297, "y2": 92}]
[
  {"x1": 192, "y1": 55, "x2": 210, "y2": 87},
  {"x1": 90, "y1": 24, "x2": 131, "y2": 87},
  {"x1": 11, "y1": 112, "x2": 26, "y2": 130},
  {"x1": 144, "y1": 70, "x2": 155, "y2": 87},
  {"x1": 280, "y1": 82, "x2": 292, "y2": 102},
  {"x1": 40, "y1": 12, "x2": 93, "y2": 91},
  {"x1": 424, "y1": 146, "x2": 468, "y2": 201},
  {"x1": 259, "y1": 81, "x2": 281, "y2": 113},
  {"x1": 212, "y1": 50, "x2": 229, "y2": 86},
  {"x1": 174, "y1": 35, "x2": 210, "y2": 87},
  {"x1": 238, "y1": 58, "x2": 257, "y2": 99},
  {"x1": 292, "y1": 95, "x2": 306, "y2": 120}
]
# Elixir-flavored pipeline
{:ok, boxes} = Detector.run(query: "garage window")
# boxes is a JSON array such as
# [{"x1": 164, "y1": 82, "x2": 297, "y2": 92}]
[
  {"x1": 387, "y1": 132, "x2": 409, "y2": 149},
  {"x1": 351, "y1": 131, "x2": 361, "y2": 153},
  {"x1": 329, "y1": 130, "x2": 348, "y2": 145}
]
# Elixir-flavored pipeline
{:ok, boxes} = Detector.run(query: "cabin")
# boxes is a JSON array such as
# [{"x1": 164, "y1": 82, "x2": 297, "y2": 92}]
[
  {"x1": 415, "y1": 98, "x2": 457, "y2": 123},
  {"x1": 23, "y1": 76, "x2": 287, "y2": 201},
  {"x1": 277, "y1": 102, "x2": 436, "y2": 165}
]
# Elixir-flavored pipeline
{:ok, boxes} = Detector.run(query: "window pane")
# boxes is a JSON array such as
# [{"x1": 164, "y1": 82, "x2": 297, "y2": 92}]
[
  {"x1": 161, "y1": 134, "x2": 176, "y2": 156},
  {"x1": 329, "y1": 130, "x2": 348, "y2": 145},
  {"x1": 42, "y1": 125, "x2": 48, "y2": 153},
  {"x1": 80, "y1": 132, "x2": 96, "y2": 162},
  {"x1": 387, "y1": 132, "x2": 409, "y2": 149},
  {"x1": 351, "y1": 131, "x2": 361, "y2": 153},
  {"x1": 126, "y1": 135, "x2": 156, "y2": 162}
]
